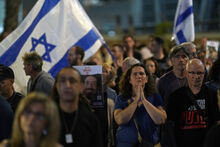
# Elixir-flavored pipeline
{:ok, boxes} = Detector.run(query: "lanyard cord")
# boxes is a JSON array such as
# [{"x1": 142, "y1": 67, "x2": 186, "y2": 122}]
[{"x1": 61, "y1": 109, "x2": 79, "y2": 134}]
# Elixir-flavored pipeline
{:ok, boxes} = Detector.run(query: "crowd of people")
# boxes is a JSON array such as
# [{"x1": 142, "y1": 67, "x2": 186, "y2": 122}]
[{"x1": 0, "y1": 35, "x2": 220, "y2": 147}]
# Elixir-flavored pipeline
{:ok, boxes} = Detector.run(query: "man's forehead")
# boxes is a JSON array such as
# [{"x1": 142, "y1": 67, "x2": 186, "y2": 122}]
[
  {"x1": 69, "y1": 47, "x2": 76, "y2": 53},
  {"x1": 60, "y1": 69, "x2": 80, "y2": 77},
  {"x1": 188, "y1": 63, "x2": 205, "y2": 71},
  {"x1": 175, "y1": 50, "x2": 187, "y2": 56},
  {"x1": 85, "y1": 76, "x2": 97, "y2": 82}
]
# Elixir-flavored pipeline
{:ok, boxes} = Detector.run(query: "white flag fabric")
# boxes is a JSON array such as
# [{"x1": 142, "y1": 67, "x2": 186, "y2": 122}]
[
  {"x1": 0, "y1": 0, "x2": 103, "y2": 94},
  {"x1": 173, "y1": 0, "x2": 195, "y2": 45}
]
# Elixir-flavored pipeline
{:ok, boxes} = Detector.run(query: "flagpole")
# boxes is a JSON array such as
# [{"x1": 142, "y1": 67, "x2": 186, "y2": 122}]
[{"x1": 102, "y1": 42, "x2": 117, "y2": 63}]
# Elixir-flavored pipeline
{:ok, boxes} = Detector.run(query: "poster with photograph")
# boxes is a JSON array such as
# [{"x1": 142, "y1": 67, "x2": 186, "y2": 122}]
[
  {"x1": 74, "y1": 65, "x2": 104, "y2": 108},
  {"x1": 206, "y1": 40, "x2": 219, "y2": 61}
]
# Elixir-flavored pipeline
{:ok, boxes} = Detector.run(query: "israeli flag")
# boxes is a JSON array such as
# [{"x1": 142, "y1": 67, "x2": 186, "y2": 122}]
[
  {"x1": 0, "y1": 0, "x2": 103, "y2": 94},
  {"x1": 173, "y1": 0, "x2": 195, "y2": 45}
]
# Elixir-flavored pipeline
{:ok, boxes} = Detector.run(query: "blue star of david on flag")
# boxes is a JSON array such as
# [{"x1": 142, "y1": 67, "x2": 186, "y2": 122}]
[{"x1": 30, "y1": 33, "x2": 56, "y2": 62}]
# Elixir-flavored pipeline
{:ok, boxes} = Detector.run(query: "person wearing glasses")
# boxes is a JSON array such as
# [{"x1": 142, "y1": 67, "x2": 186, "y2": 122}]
[
  {"x1": 0, "y1": 92, "x2": 61, "y2": 147},
  {"x1": 166, "y1": 59, "x2": 220, "y2": 147}
]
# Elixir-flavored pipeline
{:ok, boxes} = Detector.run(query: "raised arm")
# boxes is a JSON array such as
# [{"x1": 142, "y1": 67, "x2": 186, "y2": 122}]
[
  {"x1": 114, "y1": 100, "x2": 137, "y2": 125},
  {"x1": 114, "y1": 89, "x2": 141, "y2": 125},
  {"x1": 141, "y1": 87, "x2": 167, "y2": 124}
]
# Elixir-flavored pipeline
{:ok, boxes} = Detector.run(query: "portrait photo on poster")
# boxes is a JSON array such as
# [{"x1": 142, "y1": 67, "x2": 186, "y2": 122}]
[{"x1": 74, "y1": 65, "x2": 104, "y2": 108}]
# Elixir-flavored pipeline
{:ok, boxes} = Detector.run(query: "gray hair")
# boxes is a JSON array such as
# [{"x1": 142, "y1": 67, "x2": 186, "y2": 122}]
[
  {"x1": 122, "y1": 57, "x2": 140, "y2": 69},
  {"x1": 180, "y1": 42, "x2": 196, "y2": 52},
  {"x1": 169, "y1": 46, "x2": 190, "y2": 59},
  {"x1": 22, "y1": 52, "x2": 43, "y2": 72}
]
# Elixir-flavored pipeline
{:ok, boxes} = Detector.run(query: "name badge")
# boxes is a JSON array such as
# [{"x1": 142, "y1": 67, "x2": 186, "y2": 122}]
[{"x1": 65, "y1": 134, "x2": 73, "y2": 143}]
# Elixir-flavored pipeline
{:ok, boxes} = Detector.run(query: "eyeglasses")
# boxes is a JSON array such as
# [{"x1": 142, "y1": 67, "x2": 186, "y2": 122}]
[
  {"x1": 23, "y1": 109, "x2": 46, "y2": 120},
  {"x1": 188, "y1": 71, "x2": 205, "y2": 76}
]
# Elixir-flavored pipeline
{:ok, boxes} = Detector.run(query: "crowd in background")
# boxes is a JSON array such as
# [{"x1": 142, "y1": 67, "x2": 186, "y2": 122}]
[{"x1": 0, "y1": 34, "x2": 220, "y2": 147}]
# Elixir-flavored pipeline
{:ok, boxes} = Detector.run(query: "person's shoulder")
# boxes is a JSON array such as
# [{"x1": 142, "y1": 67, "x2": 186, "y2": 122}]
[
  {"x1": 116, "y1": 94, "x2": 127, "y2": 101},
  {"x1": 148, "y1": 93, "x2": 163, "y2": 104},
  {"x1": 107, "y1": 87, "x2": 117, "y2": 100},
  {"x1": 204, "y1": 84, "x2": 217, "y2": 92},
  {"x1": 37, "y1": 71, "x2": 54, "y2": 84},
  {"x1": 0, "y1": 139, "x2": 9, "y2": 147},
  {"x1": 202, "y1": 84, "x2": 218, "y2": 98},
  {"x1": 107, "y1": 87, "x2": 116, "y2": 93},
  {"x1": 158, "y1": 70, "x2": 174, "y2": 82},
  {"x1": 152, "y1": 93, "x2": 162, "y2": 99},
  {"x1": 107, "y1": 87, "x2": 117, "y2": 96},
  {"x1": 54, "y1": 142, "x2": 63, "y2": 147},
  {"x1": 168, "y1": 87, "x2": 187, "y2": 101},
  {"x1": 14, "y1": 92, "x2": 24, "y2": 98},
  {"x1": 39, "y1": 71, "x2": 54, "y2": 80},
  {"x1": 205, "y1": 81, "x2": 218, "y2": 91},
  {"x1": 171, "y1": 86, "x2": 187, "y2": 95},
  {"x1": 0, "y1": 96, "x2": 13, "y2": 114}
]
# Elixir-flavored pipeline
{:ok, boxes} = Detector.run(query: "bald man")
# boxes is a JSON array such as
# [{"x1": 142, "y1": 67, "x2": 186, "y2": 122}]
[{"x1": 166, "y1": 59, "x2": 220, "y2": 147}]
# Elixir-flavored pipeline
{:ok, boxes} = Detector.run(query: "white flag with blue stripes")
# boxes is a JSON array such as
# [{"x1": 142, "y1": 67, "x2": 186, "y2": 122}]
[
  {"x1": 173, "y1": 0, "x2": 195, "y2": 45},
  {"x1": 0, "y1": 0, "x2": 103, "y2": 93}
]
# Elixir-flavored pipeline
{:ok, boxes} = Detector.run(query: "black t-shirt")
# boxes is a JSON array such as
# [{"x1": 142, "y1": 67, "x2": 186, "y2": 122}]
[
  {"x1": 6, "y1": 92, "x2": 23, "y2": 113},
  {"x1": 59, "y1": 103, "x2": 103, "y2": 147},
  {"x1": 152, "y1": 55, "x2": 169, "y2": 77},
  {"x1": 0, "y1": 96, "x2": 13, "y2": 141},
  {"x1": 167, "y1": 85, "x2": 220, "y2": 147}
]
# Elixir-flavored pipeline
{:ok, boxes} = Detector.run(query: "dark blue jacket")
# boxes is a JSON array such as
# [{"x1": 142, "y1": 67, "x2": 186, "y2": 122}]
[{"x1": 0, "y1": 95, "x2": 13, "y2": 141}]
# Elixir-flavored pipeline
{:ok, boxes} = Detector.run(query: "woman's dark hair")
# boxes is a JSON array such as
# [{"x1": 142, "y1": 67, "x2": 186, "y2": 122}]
[
  {"x1": 208, "y1": 58, "x2": 220, "y2": 83},
  {"x1": 119, "y1": 63, "x2": 157, "y2": 99},
  {"x1": 122, "y1": 34, "x2": 136, "y2": 43},
  {"x1": 143, "y1": 57, "x2": 159, "y2": 76}
]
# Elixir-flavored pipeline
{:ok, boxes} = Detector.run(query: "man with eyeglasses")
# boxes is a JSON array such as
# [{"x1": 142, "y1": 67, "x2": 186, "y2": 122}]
[{"x1": 166, "y1": 59, "x2": 220, "y2": 147}]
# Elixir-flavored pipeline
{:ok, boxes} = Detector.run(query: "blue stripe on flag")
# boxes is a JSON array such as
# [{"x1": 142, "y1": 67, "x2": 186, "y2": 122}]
[
  {"x1": 0, "y1": 0, "x2": 60, "y2": 66},
  {"x1": 49, "y1": 29, "x2": 100, "y2": 77},
  {"x1": 74, "y1": 29, "x2": 100, "y2": 51},
  {"x1": 175, "y1": 6, "x2": 193, "y2": 27},
  {"x1": 176, "y1": 30, "x2": 187, "y2": 44}
]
